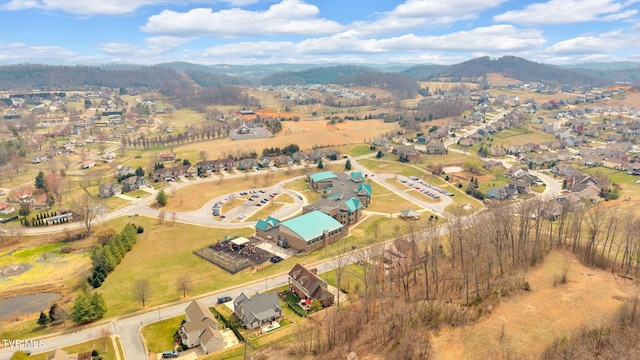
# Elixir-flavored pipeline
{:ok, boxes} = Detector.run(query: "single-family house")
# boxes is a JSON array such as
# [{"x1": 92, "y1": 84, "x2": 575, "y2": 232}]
[
  {"x1": 425, "y1": 140, "x2": 447, "y2": 155},
  {"x1": 237, "y1": 158, "x2": 258, "y2": 170},
  {"x1": 98, "y1": 182, "x2": 122, "y2": 198},
  {"x1": 0, "y1": 203, "x2": 16, "y2": 215},
  {"x1": 288, "y1": 263, "x2": 335, "y2": 307},
  {"x1": 159, "y1": 151, "x2": 176, "y2": 162},
  {"x1": 628, "y1": 162, "x2": 640, "y2": 176},
  {"x1": 80, "y1": 160, "x2": 96, "y2": 169},
  {"x1": 179, "y1": 300, "x2": 228, "y2": 355},
  {"x1": 458, "y1": 138, "x2": 475, "y2": 147},
  {"x1": 153, "y1": 167, "x2": 174, "y2": 181},
  {"x1": 46, "y1": 348, "x2": 79, "y2": 360},
  {"x1": 234, "y1": 292, "x2": 282, "y2": 330},
  {"x1": 121, "y1": 176, "x2": 149, "y2": 192},
  {"x1": 602, "y1": 158, "x2": 627, "y2": 171}
]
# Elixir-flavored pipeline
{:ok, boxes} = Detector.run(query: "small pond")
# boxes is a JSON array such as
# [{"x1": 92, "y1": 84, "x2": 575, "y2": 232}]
[{"x1": 0, "y1": 293, "x2": 60, "y2": 321}]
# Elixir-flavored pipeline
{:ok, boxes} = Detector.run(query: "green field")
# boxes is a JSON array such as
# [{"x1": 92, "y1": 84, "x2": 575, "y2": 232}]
[
  {"x1": 142, "y1": 316, "x2": 185, "y2": 353},
  {"x1": 27, "y1": 337, "x2": 115, "y2": 360},
  {"x1": 358, "y1": 158, "x2": 426, "y2": 178}
]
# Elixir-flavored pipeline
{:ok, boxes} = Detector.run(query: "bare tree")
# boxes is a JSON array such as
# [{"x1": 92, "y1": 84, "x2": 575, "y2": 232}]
[
  {"x1": 133, "y1": 278, "x2": 152, "y2": 308},
  {"x1": 71, "y1": 193, "x2": 106, "y2": 233},
  {"x1": 158, "y1": 210, "x2": 166, "y2": 224},
  {"x1": 171, "y1": 211, "x2": 178, "y2": 224},
  {"x1": 176, "y1": 274, "x2": 193, "y2": 298},
  {"x1": 199, "y1": 150, "x2": 208, "y2": 162}
]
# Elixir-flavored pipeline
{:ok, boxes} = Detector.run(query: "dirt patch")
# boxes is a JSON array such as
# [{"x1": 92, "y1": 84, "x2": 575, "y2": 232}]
[
  {"x1": 431, "y1": 250, "x2": 640, "y2": 359},
  {"x1": 0, "y1": 263, "x2": 31, "y2": 277}
]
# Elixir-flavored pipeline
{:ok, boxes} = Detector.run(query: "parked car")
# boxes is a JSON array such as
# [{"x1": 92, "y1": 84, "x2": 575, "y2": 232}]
[
  {"x1": 162, "y1": 350, "x2": 179, "y2": 358},
  {"x1": 217, "y1": 295, "x2": 232, "y2": 304},
  {"x1": 270, "y1": 256, "x2": 283, "y2": 264}
]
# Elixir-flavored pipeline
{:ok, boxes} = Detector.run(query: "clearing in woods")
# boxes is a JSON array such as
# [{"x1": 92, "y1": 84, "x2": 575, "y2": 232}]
[{"x1": 431, "y1": 250, "x2": 640, "y2": 359}]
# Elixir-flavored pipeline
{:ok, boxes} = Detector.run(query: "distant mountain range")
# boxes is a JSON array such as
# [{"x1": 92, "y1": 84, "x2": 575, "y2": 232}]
[{"x1": 0, "y1": 57, "x2": 638, "y2": 91}]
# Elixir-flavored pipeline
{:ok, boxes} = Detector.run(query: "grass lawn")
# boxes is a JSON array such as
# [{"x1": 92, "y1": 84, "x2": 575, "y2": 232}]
[
  {"x1": 0, "y1": 242, "x2": 91, "y2": 294},
  {"x1": 95, "y1": 217, "x2": 256, "y2": 317},
  {"x1": 127, "y1": 189, "x2": 150, "y2": 198},
  {"x1": 339, "y1": 144, "x2": 375, "y2": 157},
  {"x1": 283, "y1": 178, "x2": 321, "y2": 203},
  {"x1": 322, "y1": 263, "x2": 365, "y2": 295},
  {"x1": 443, "y1": 184, "x2": 483, "y2": 213},
  {"x1": 142, "y1": 315, "x2": 185, "y2": 353},
  {"x1": 221, "y1": 197, "x2": 249, "y2": 214},
  {"x1": 367, "y1": 192, "x2": 420, "y2": 214},
  {"x1": 477, "y1": 175, "x2": 511, "y2": 193},
  {"x1": 104, "y1": 196, "x2": 132, "y2": 212},
  {"x1": 490, "y1": 126, "x2": 556, "y2": 148},
  {"x1": 27, "y1": 337, "x2": 115, "y2": 360},
  {"x1": 358, "y1": 158, "x2": 426, "y2": 178}
]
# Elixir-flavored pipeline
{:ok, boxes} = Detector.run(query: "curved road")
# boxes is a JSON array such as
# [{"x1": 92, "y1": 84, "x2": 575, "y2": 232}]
[{"x1": 1, "y1": 130, "x2": 564, "y2": 359}]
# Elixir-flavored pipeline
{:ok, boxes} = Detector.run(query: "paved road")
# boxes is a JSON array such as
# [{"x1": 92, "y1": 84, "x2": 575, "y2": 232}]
[
  {"x1": 0, "y1": 247, "x2": 361, "y2": 360},
  {"x1": 0, "y1": 128, "x2": 566, "y2": 359}
]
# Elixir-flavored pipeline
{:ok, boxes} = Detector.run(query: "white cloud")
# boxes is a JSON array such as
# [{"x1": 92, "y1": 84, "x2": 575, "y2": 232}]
[
  {"x1": 142, "y1": 0, "x2": 345, "y2": 37},
  {"x1": 1, "y1": 0, "x2": 163, "y2": 15},
  {"x1": 295, "y1": 25, "x2": 545, "y2": 55},
  {"x1": 0, "y1": 42, "x2": 81, "y2": 62},
  {"x1": 544, "y1": 30, "x2": 632, "y2": 55},
  {"x1": 494, "y1": 0, "x2": 637, "y2": 25},
  {"x1": 100, "y1": 42, "x2": 140, "y2": 55},
  {"x1": 351, "y1": 0, "x2": 507, "y2": 34},
  {"x1": 203, "y1": 41, "x2": 293, "y2": 58}
]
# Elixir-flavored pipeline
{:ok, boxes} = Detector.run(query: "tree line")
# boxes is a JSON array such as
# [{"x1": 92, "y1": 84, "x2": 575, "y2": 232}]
[{"x1": 285, "y1": 199, "x2": 640, "y2": 359}]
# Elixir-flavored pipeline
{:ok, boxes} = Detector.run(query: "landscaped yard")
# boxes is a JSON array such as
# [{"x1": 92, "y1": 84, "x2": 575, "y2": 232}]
[
  {"x1": 26, "y1": 337, "x2": 115, "y2": 360},
  {"x1": 142, "y1": 315, "x2": 185, "y2": 353}
]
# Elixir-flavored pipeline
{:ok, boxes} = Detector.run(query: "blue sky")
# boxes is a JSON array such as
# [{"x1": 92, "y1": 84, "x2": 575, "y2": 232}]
[{"x1": 0, "y1": 0, "x2": 639, "y2": 65}]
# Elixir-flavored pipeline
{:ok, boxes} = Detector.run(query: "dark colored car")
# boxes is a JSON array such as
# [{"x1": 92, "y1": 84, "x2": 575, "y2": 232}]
[
  {"x1": 162, "y1": 350, "x2": 179, "y2": 358},
  {"x1": 270, "y1": 256, "x2": 283, "y2": 264},
  {"x1": 217, "y1": 295, "x2": 232, "y2": 304}
]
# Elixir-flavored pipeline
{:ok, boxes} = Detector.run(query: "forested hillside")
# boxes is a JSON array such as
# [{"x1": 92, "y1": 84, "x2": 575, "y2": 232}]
[
  {"x1": 0, "y1": 64, "x2": 183, "y2": 91},
  {"x1": 438, "y1": 56, "x2": 611, "y2": 86}
]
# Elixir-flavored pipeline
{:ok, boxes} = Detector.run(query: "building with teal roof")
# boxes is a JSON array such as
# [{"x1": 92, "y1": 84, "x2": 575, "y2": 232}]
[
  {"x1": 255, "y1": 216, "x2": 280, "y2": 238},
  {"x1": 350, "y1": 172, "x2": 364, "y2": 183},
  {"x1": 279, "y1": 210, "x2": 346, "y2": 252},
  {"x1": 308, "y1": 171, "x2": 338, "y2": 190}
]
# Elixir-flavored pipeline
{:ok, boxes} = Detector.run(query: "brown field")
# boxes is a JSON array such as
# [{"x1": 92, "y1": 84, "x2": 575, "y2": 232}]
[
  {"x1": 431, "y1": 250, "x2": 640, "y2": 359},
  {"x1": 486, "y1": 73, "x2": 522, "y2": 87},
  {"x1": 174, "y1": 119, "x2": 398, "y2": 160}
]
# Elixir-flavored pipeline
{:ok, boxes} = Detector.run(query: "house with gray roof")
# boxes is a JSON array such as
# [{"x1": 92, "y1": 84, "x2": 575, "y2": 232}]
[{"x1": 234, "y1": 292, "x2": 282, "y2": 330}]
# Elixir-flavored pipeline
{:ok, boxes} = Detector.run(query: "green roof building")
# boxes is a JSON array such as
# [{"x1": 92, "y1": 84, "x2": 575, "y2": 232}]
[
  {"x1": 308, "y1": 171, "x2": 338, "y2": 190},
  {"x1": 279, "y1": 210, "x2": 346, "y2": 252}
]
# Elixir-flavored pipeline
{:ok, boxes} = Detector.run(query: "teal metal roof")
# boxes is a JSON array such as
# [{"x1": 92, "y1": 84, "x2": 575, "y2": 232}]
[
  {"x1": 309, "y1": 171, "x2": 337, "y2": 183},
  {"x1": 357, "y1": 183, "x2": 372, "y2": 196},
  {"x1": 350, "y1": 172, "x2": 364, "y2": 182},
  {"x1": 281, "y1": 210, "x2": 343, "y2": 242},
  {"x1": 327, "y1": 192, "x2": 343, "y2": 199},
  {"x1": 256, "y1": 216, "x2": 280, "y2": 230},
  {"x1": 256, "y1": 220, "x2": 269, "y2": 231},
  {"x1": 344, "y1": 197, "x2": 363, "y2": 212}
]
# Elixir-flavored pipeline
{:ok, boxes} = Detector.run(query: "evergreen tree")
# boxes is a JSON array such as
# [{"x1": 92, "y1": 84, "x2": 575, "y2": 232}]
[
  {"x1": 71, "y1": 291, "x2": 107, "y2": 323},
  {"x1": 317, "y1": 159, "x2": 324, "y2": 169},
  {"x1": 135, "y1": 166, "x2": 145, "y2": 177},
  {"x1": 35, "y1": 171, "x2": 46, "y2": 191},
  {"x1": 37, "y1": 311, "x2": 50, "y2": 326},
  {"x1": 345, "y1": 159, "x2": 352, "y2": 170}
]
